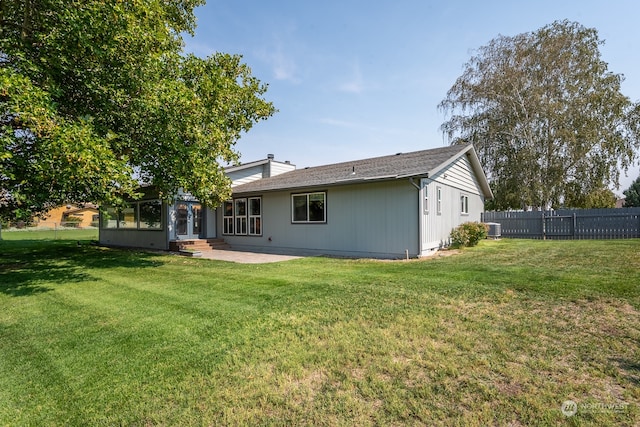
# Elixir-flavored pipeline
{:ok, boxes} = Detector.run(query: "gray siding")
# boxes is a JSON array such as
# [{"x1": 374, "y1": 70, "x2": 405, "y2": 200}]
[
  {"x1": 228, "y1": 161, "x2": 296, "y2": 187},
  {"x1": 222, "y1": 180, "x2": 420, "y2": 258},
  {"x1": 204, "y1": 207, "x2": 217, "y2": 238},
  {"x1": 100, "y1": 228, "x2": 169, "y2": 250},
  {"x1": 419, "y1": 155, "x2": 486, "y2": 253},
  {"x1": 266, "y1": 161, "x2": 296, "y2": 177},
  {"x1": 228, "y1": 165, "x2": 264, "y2": 187},
  {"x1": 435, "y1": 154, "x2": 483, "y2": 194}
]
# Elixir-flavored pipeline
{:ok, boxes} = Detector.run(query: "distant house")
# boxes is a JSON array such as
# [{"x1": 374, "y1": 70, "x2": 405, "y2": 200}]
[
  {"x1": 37, "y1": 204, "x2": 99, "y2": 228},
  {"x1": 99, "y1": 145, "x2": 493, "y2": 258}
]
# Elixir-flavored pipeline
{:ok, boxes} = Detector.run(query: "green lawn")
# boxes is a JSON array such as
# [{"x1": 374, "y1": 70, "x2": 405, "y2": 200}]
[
  {"x1": 0, "y1": 233, "x2": 638, "y2": 426},
  {"x1": 1, "y1": 228, "x2": 98, "y2": 241}
]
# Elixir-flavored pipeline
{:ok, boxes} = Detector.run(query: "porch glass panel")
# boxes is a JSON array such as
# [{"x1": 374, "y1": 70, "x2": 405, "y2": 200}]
[
  {"x1": 176, "y1": 203, "x2": 188, "y2": 235},
  {"x1": 139, "y1": 200, "x2": 162, "y2": 229},
  {"x1": 192, "y1": 204, "x2": 202, "y2": 236},
  {"x1": 120, "y1": 206, "x2": 137, "y2": 229}
]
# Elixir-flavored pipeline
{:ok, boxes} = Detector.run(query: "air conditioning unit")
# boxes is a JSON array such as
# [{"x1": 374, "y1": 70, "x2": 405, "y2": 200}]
[{"x1": 485, "y1": 222, "x2": 501, "y2": 238}]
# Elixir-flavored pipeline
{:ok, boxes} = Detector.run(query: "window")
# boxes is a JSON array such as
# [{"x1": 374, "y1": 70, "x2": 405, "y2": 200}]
[
  {"x1": 101, "y1": 200, "x2": 162, "y2": 230},
  {"x1": 192, "y1": 204, "x2": 202, "y2": 235},
  {"x1": 461, "y1": 194, "x2": 469, "y2": 214},
  {"x1": 139, "y1": 200, "x2": 162, "y2": 229},
  {"x1": 120, "y1": 206, "x2": 137, "y2": 228},
  {"x1": 176, "y1": 203, "x2": 188, "y2": 235},
  {"x1": 235, "y1": 198, "x2": 247, "y2": 235},
  {"x1": 292, "y1": 192, "x2": 326, "y2": 223},
  {"x1": 424, "y1": 185, "x2": 429, "y2": 214},
  {"x1": 224, "y1": 197, "x2": 262, "y2": 236},
  {"x1": 249, "y1": 197, "x2": 262, "y2": 235},
  {"x1": 223, "y1": 201, "x2": 234, "y2": 234},
  {"x1": 292, "y1": 194, "x2": 307, "y2": 222},
  {"x1": 436, "y1": 187, "x2": 442, "y2": 215},
  {"x1": 102, "y1": 206, "x2": 122, "y2": 229}
]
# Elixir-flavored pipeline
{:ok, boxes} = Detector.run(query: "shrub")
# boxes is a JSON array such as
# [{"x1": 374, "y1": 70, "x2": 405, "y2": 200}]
[{"x1": 450, "y1": 222, "x2": 489, "y2": 248}]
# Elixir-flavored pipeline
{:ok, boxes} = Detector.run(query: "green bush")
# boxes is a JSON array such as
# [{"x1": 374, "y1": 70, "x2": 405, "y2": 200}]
[{"x1": 450, "y1": 222, "x2": 489, "y2": 248}]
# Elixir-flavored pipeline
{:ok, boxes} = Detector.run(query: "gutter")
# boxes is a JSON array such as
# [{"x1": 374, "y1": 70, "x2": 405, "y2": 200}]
[{"x1": 408, "y1": 177, "x2": 422, "y2": 190}]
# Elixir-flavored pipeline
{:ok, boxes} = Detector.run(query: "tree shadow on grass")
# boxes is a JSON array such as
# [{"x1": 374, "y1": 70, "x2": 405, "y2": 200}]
[
  {"x1": 0, "y1": 241, "x2": 165, "y2": 297},
  {"x1": 613, "y1": 358, "x2": 640, "y2": 387}
]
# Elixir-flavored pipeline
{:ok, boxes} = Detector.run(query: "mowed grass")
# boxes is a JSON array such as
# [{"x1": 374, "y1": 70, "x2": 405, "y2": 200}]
[
  {"x1": 0, "y1": 232, "x2": 638, "y2": 426},
  {"x1": 1, "y1": 228, "x2": 98, "y2": 241}
]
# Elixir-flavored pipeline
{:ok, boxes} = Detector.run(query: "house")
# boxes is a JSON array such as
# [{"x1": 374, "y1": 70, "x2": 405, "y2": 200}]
[
  {"x1": 36, "y1": 204, "x2": 99, "y2": 228},
  {"x1": 99, "y1": 155, "x2": 295, "y2": 250},
  {"x1": 99, "y1": 144, "x2": 493, "y2": 258}
]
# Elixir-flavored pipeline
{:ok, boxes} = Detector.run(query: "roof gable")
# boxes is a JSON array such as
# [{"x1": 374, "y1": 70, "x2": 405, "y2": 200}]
[{"x1": 232, "y1": 144, "x2": 492, "y2": 198}]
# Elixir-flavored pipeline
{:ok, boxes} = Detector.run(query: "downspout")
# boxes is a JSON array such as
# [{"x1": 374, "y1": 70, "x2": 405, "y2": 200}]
[
  {"x1": 409, "y1": 176, "x2": 425, "y2": 256},
  {"x1": 408, "y1": 177, "x2": 421, "y2": 190}
]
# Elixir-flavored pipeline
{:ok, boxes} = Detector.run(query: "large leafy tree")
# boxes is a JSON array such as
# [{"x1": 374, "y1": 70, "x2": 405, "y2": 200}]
[
  {"x1": 0, "y1": 0, "x2": 275, "y2": 221},
  {"x1": 439, "y1": 20, "x2": 640, "y2": 210},
  {"x1": 583, "y1": 187, "x2": 616, "y2": 209},
  {"x1": 622, "y1": 175, "x2": 640, "y2": 207}
]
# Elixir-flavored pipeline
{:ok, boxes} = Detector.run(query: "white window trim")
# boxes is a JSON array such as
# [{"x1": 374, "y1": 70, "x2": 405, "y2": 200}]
[
  {"x1": 436, "y1": 186, "x2": 442, "y2": 215},
  {"x1": 424, "y1": 185, "x2": 429, "y2": 214},
  {"x1": 222, "y1": 200, "x2": 234, "y2": 235},
  {"x1": 292, "y1": 191, "x2": 327, "y2": 223},
  {"x1": 248, "y1": 197, "x2": 262, "y2": 236},
  {"x1": 223, "y1": 197, "x2": 262, "y2": 236},
  {"x1": 234, "y1": 198, "x2": 248, "y2": 235},
  {"x1": 461, "y1": 194, "x2": 469, "y2": 215}
]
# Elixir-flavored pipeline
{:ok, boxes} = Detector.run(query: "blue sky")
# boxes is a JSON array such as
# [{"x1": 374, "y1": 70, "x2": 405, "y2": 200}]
[{"x1": 184, "y1": 0, "x2": 640, "y2": 194}]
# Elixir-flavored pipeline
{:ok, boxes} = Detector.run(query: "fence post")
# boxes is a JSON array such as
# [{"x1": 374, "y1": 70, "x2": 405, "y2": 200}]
[
  {"x1": 572, "y1": 213, "x2": 577, "y2": 239},
  {"x1": 542, "y1": 211, "x2": 546, "y2": 240}
]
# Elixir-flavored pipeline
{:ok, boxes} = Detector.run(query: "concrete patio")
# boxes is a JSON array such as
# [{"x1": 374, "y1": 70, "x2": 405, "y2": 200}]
[{"x1": 188, "y1": 249, "x2": 303, "y2": 264}]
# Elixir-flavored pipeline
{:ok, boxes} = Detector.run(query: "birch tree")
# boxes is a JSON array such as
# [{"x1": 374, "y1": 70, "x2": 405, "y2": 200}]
[{"x1": 439, "y1": 20, "x2": 640, "y2": 209}]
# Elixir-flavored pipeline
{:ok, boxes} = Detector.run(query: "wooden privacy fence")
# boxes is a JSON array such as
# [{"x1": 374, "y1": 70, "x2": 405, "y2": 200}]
[{"x1": 482, "y1": 207, "x2": 640, "y2": 240}]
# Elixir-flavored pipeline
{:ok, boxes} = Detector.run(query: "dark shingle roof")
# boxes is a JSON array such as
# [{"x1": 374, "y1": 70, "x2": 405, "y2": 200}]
[{"x1": 232, "y1": 144, "x2": 474, "y2": 194}]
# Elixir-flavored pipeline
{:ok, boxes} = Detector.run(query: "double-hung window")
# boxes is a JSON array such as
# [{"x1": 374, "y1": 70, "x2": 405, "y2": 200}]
[
  {"x1": 235, "y1": 199, "x2": 247, "y2": 235},
  {"x1": 436, "y1": 187, "x2": 442, "y2": 215},
  {"x1": 460, "y1": 194, "x2": 469, "y2": 215},
  {"x1": 248, "y1": 197, "x2": 261, "y2": 235},
  {"x1": 223, "y1": 197, "x2": 262, "y2": 236},
  {"x1": 424, "y1": 185, "x2": 429, "y2": 214},
  {"x1": 292, "y1": 192, "x2": 326, "y2": 223},
  {"x1": 223, "y1": 201, "x2": 234, "y2": 234}
]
